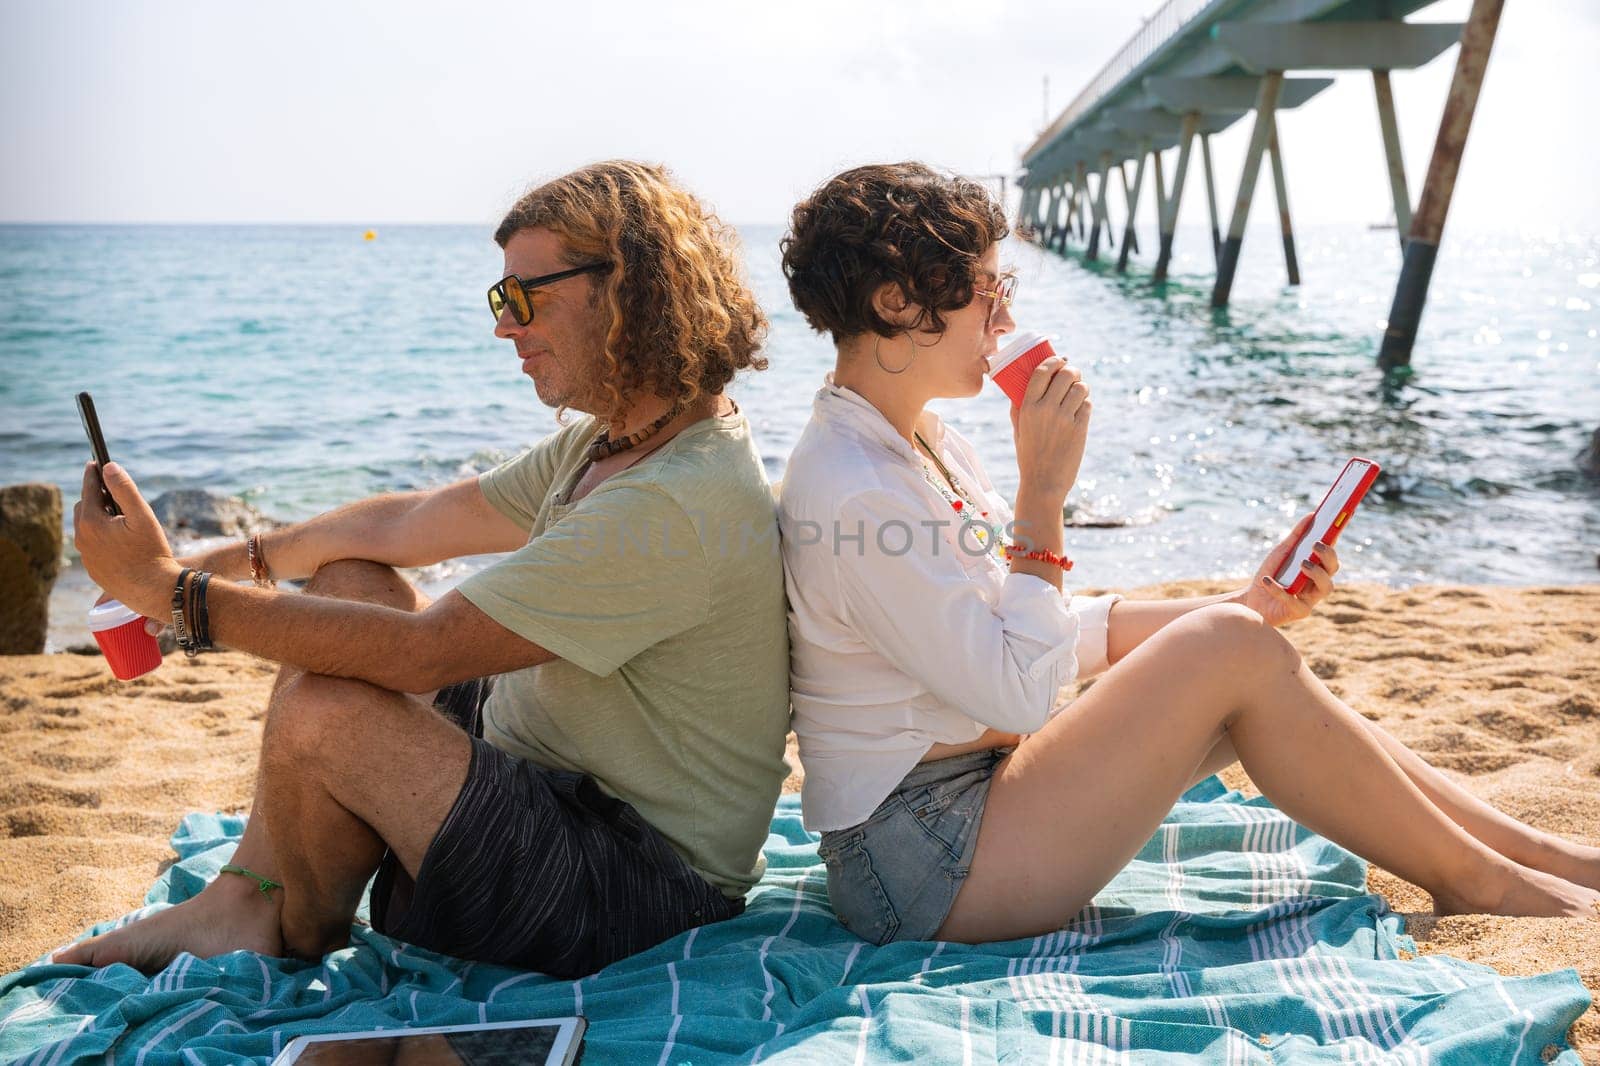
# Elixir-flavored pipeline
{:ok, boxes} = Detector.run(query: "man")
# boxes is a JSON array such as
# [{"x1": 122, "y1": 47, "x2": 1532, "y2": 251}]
[{"x1": 62, "y1": 161, "x2": 792, "y2": 979}]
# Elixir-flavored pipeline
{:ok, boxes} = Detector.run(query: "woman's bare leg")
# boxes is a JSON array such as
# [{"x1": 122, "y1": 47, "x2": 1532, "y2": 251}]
[
  {"x1": 1187, "y1": 722, "x2": 1600, "y2": 889},
  {"x1": 937, "y1": 604, "x2": 1595, "y2": 943}
]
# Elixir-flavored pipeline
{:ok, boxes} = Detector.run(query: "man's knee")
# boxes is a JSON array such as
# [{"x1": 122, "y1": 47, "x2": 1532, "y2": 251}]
[
  {"x1": 264, "y1": 673, "x2": 387, "y2": 769},
  {"x1": 302, "y1": 559, "x2": 427, "y2": 612}
]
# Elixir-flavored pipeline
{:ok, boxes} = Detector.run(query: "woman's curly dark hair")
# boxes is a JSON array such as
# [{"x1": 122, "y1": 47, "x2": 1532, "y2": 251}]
[
  {"x1": 781, "y1": 162, "x2": 1008, "y2": 342},
  {"x1": 495, "y1": 160, "x2": 768, "y2": 427}
]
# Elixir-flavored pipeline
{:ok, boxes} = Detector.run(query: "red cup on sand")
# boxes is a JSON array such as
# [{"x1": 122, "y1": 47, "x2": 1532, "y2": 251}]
[
  {"x1": 989, "y1": 330, "x2": 1057, "y2": 406},
  {"x1": 88, "y1": 599, "x2": 163, "y2": 681}
]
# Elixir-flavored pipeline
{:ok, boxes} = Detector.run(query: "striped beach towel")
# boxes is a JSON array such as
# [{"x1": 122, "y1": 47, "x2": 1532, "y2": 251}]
[{"x1": 1, "y1": 780, "x2": 1589, "y2": 1064}]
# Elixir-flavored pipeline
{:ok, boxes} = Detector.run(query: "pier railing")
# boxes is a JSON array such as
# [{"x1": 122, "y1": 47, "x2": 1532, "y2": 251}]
[{"x1": 1025, "y1": 0, "x2": 1212, "y2": 163}]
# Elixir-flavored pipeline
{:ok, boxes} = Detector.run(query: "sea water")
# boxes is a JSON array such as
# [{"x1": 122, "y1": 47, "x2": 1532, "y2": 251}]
[{"x1": 1, "y1": 223, "x2": 1595, "y2": 649}]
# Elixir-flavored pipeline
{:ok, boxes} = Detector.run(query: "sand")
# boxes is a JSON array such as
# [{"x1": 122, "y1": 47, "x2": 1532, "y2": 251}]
[{"x1": 3, "y1": 582, "x2": 1598, "y2": 1053}]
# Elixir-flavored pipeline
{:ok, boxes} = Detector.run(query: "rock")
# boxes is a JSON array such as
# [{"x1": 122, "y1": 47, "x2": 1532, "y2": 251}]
[
  {"x1": 149, "y1": 489, "x2": 275, "y2": 539},
  {"x1": 0, "y1": 483, "x2": 64, "y2": 655},
  {"x1": 1577, "y1": 427, "x2": 1600, "y2": 480}
]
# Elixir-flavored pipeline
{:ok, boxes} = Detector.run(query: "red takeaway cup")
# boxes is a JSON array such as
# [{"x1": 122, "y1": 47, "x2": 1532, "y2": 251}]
[
  {"x1": 88, "y1": 598, "x2": 163, "y2": 681},
  {"x1": 989, "y1": 330, "x2": 1057, "y2": 406}
]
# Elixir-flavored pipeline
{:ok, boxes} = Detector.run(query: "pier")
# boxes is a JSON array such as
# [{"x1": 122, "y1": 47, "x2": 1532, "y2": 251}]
[{"x1": 1016, "y1": 0, "x2": 1505, "y2": 371}]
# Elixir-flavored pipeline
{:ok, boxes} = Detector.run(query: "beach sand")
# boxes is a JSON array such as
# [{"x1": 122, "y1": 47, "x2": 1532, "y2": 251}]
[{"x1": 3, "y1": 582, "x2": 1598, "y2": 1053}]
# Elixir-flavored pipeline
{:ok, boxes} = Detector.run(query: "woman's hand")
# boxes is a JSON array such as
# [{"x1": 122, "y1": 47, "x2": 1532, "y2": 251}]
[
  {"x1": 1236, "y1": 512, "x2": 1341, "y2": 627},
  {"x1": 1010, "y1": 356, "x2": 1091, "y2": 503}
]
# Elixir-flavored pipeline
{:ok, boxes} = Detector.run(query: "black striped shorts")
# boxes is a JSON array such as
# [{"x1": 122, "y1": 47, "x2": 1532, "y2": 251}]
[{"x1": 369, "y1": 678, "x2": 743, "y2": 979}]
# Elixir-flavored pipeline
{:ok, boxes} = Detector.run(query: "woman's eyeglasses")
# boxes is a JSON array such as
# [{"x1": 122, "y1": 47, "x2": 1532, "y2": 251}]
[
  {"x1": 487, "y1": 262, "x2": 611, "y2": 326},
  {"x1": 973, "y1": 274, "x2": 1018, "y2": 328}
]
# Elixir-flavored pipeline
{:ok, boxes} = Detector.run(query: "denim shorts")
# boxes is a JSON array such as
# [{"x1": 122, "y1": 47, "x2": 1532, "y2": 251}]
[{"x1": 817, "y1": 747, "x2": 1010, "y2": 945}]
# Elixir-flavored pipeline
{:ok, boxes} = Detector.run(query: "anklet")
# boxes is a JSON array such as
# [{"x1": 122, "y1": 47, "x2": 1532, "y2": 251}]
[{"x1": 220, "y1": 863, "x2": 283, "y2": 899}]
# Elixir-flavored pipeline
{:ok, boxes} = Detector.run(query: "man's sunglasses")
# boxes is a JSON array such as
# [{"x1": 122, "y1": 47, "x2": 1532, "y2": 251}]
[{"x1": 487, "y1": 262, "x2": 611, "y2": 326}]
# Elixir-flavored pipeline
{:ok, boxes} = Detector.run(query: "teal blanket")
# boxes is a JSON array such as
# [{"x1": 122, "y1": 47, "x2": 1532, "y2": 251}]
[{"x1": 2, "y1": 782, "x2": 1589, "y2": 1064}]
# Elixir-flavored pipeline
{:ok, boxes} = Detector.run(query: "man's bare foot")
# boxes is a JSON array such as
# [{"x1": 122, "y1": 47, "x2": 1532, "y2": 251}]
[
  {"x1": 1433, "y1": 862, "x2": 1600, "y2": 919},
  {"x1": 52, "y1": 876, "x2": 285, "y2": 974}
]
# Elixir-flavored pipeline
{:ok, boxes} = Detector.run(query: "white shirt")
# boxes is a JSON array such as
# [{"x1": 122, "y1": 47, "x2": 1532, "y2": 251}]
[{"x1": 778, "y1": 378, "x2": 1122, "y2": 832}]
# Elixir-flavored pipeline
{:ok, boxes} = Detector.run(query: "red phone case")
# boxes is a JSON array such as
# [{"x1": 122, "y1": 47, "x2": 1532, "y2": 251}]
[{"x1": 1273, "y1": 458, "x2": 1381, "y2": 595}]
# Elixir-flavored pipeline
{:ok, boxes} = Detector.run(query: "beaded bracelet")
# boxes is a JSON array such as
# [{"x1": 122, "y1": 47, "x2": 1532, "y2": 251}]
[
  {"x1": 1004, "y1": 545, "x2": 1074, "y2": 572},
  {"x1": 247, "y1": 534, "x2": 276, "y2": 588}
]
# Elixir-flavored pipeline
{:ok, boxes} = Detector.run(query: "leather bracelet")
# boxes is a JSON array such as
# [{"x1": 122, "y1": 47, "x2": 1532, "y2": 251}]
[
  {"x1": 170, "y1": 568, "x2": 194, "y2": 654},
  {"x1": 194, "y1": 570, "x2": 213, "y2": 652},
  {"x1": 183, "y1": 569, "x2": 201, "y2": 658}
]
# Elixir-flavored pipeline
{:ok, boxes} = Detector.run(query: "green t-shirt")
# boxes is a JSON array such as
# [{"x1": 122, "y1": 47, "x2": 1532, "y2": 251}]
[{"x1": 456, "y1": 410, "x2": 791, "y2": 898}]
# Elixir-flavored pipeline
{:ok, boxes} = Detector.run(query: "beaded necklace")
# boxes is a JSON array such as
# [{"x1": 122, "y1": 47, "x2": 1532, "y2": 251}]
[
  {"x1": 585, "y1": 404, "x2": 682, "y2": 463},
  {"x1": 911, "y1": 430, "x2": 1005, "y2": 560}
]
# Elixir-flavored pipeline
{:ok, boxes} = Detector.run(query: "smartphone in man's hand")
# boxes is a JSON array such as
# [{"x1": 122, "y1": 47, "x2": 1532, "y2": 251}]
[{"x1": 76, "y1": 391, "x2": 122, "y2": 516}]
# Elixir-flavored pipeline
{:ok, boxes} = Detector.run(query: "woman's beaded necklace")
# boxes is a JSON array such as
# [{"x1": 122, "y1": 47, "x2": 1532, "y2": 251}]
[{"x1": 912, "y1": 430, "x2": 1004, "y2": 559}]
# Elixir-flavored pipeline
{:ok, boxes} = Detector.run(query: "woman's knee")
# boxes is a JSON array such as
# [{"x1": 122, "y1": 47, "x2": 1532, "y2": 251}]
[{"x1": 1162, "y1": 602, "x2": 1301, "y2": 677}]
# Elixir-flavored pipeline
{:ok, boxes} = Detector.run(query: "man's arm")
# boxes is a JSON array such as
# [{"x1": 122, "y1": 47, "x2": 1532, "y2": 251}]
[
  {"x1": 192, "y1": 583, "x2": 556, "y2": 693},
  {"x1": 76, "y1": 463, "x2": 571, "y2": 692},
  {"x1": 181, "y1": 478, "x2": 529, "y2": 582},
  {"x1": 1104, "y1": 592, "x2": 1244, "y2": 667}
]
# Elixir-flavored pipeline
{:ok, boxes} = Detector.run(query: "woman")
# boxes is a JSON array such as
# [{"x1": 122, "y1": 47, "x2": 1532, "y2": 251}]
[{"x1": 776, "y1": 162, "x2": 1600, "y2": 946}]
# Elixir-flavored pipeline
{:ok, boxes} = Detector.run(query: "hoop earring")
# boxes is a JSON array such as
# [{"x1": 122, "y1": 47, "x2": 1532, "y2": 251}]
[{"x1": 874, "y1": 333, "x2": 917, "y2": 375}]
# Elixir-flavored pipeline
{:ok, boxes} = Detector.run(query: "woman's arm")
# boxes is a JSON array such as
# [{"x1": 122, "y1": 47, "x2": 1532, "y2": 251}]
[
  {"x1": 1103, "y1": 512, "x2": 1342, "y2": 665},
  {"x1": 1104, "y1": 592, "x2": 1244, "y2": 666}
]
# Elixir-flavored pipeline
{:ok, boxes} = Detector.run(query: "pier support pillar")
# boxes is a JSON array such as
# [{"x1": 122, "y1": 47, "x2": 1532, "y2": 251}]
[
  {"x1": 1153, "y1": 111, "x2": 1200, "y2": 283},
  {"x1": 1117, "y1": 161, "x2": 1140, "y2": 255},
  {"x1": 1075, "y1": 163, "x2": 1090, "y2": 241},
  {"x1": 1116, "y1": 145, "x2": 1150, "y2": 274},
  {"x1": 1267, "y1": 115, "x2": 1300, "y2": 286},
  {"x1": 1018, "y1": 186, "x2": 1039, "y2": 238},
  {"x1": 1212, "y1": 71, "x2": 1284, "y2": 307},
  {"x1": 1372, "y1": 69, "x2": 1413, "y2": 246},
  {"x1": 1061, "y1": 180, "x2": 1077, "y2": 250},
  {"x1": 1380, "y1": 0, "x2": 1504, "y2": 370},
  {"x1": 1058, "y1": 181, "x2": 1072, "y2": 249},
  {"x1": 1087, "y1": 154, "x2": 1112, "y2": 261},
  {"x1": 1200, "y1": 132, "x2": 1222, "y2": 265},
  {"x1": 1150, "y1": 147, "x2": 1168, "y2": 256}
]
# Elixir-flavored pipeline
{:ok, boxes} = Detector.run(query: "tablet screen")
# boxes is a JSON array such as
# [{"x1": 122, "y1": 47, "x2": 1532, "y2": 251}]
[{"x1": 279, "y1": 1018, "x2": 584, "y2": 1066}]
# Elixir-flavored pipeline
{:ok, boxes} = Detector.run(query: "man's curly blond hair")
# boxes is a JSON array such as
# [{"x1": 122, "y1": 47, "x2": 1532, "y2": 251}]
[{"x1": 495, "y1": 161, "x2": 768, "y2": 428}]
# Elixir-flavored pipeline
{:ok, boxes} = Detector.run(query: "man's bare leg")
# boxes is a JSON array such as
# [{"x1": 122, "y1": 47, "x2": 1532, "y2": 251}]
[
  {"x1": 54, "y1": 561, "x2": 444, "y2": 972},
  {"x1": 263, "y1": 669, "x2": 470, "y2": 958}
]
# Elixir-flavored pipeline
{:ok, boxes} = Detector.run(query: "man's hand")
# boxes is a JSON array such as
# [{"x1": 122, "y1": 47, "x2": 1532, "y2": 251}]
[
  {"x1": 73, "y1": 461, "x2": 181, "y2": 620},
  {"x1": 1234, "y1": 512, "x2": 1341, "y2": 628}
]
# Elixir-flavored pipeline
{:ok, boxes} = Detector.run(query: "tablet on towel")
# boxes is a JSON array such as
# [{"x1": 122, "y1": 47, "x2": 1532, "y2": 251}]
[{"x1": 270, "y1": 1017, "x2": 586, "y2": 1065}]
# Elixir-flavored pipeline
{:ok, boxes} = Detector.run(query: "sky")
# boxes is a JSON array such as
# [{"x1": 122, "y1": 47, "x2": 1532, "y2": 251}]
[{"x1": 1, "y1": 0, "x2": 1596, "y2": 230}]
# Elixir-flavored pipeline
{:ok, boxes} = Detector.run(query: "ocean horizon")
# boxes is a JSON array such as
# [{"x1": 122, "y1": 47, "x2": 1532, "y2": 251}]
[{"x1": 2, "y1": 221, "x2": 1596, "y2": 649}]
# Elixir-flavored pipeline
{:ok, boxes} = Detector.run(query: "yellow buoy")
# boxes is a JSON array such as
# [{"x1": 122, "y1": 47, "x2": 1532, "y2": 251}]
[{"x1": 363, "y1": 229, "x2": 377, "y2": 241}]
